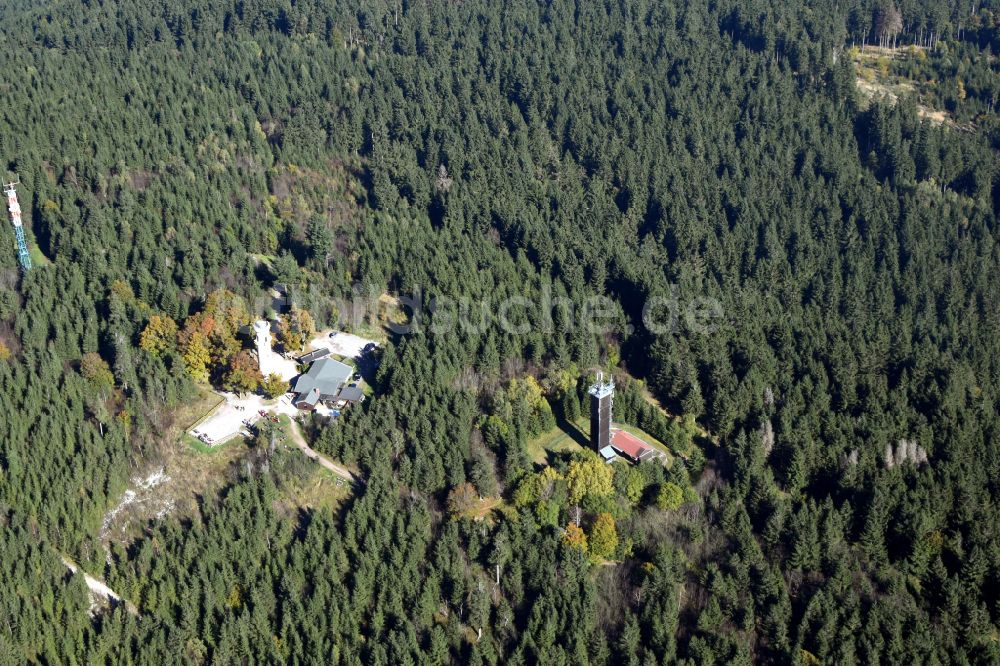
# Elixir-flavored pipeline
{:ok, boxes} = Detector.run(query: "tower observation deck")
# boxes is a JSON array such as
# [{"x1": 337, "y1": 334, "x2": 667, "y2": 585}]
[{"x1": 4, "y1": 181, "x2": 31, "y2": 270}]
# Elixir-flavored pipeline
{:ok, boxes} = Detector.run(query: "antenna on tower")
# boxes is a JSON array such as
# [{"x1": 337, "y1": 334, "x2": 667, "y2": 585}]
[{"x1": 4, "y1": 179, "x2": 32, "y2": 271}]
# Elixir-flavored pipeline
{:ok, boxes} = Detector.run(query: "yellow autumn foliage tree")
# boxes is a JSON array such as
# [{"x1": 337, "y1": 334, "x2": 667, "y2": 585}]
[
  {"x1": 139, "y1": 314, "x2": 178, "y2": 356},
  {"x1": 588, "y1": 513, "x2": 618, "y2": 562},
  {"x1": 278, "y1": 304, "x2": 315, "y2": 351},
  {"x1": 176, "y1": 289, "x2": 251, "y2": 382},
  {"x1": 566, "y1": 454, "x2": 613, "y2": 505},
  {"x1": 182, "y1": 332, "x2": 212, "y2": 383},
  {"x1": 80, "y1": 352, "x2": 115, "y2": 393},
  {"x1": 260, "y1": 373, "x2": 288, "y2": 399}
]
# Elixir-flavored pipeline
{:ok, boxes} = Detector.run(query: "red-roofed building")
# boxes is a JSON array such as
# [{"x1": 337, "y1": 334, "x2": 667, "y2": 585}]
[{"x1": 611, "y1": 430, "x2": 659, "y2": 464}]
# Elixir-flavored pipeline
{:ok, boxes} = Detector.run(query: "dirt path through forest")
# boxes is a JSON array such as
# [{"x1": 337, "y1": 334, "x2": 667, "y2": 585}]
[
  {"x1": 286, "y1": 419, "x2": 358, "y2": 484},
  {"x1": 61, "y1": 555, "x2": 139, "y2": 616}
]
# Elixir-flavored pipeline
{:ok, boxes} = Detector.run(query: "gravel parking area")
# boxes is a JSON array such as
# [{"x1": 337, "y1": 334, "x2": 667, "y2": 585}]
[
  {"x1": 307, "y1": 330, "x2": 378, "y2": 360},
  {"x1": 190, "y1": 393, "x2": 268, "y2": 445}
]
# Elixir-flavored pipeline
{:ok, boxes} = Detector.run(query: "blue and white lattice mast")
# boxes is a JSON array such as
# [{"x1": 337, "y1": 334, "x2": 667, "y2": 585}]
[{"x1": 4, "y1": 180, "x2": 31, "y2": 270}]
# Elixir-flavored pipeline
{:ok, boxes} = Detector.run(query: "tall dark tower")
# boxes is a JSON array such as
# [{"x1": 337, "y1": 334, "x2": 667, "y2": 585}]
[{"x1": 588, "y1": 374, "x2": 614, "y2": 451}]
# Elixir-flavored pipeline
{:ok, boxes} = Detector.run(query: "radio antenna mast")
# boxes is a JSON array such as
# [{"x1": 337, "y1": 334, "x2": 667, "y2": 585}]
[{"x1": 4, "y1": 180, "x2": 32, "y2": 271}]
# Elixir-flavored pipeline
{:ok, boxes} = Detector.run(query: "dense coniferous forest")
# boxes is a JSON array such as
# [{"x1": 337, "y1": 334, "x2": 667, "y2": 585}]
[{"x1": 1, "y1": 0, "x2": 999, "y2": 663}]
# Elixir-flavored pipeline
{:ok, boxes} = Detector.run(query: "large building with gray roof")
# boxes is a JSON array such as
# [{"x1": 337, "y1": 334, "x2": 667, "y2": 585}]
[{"x1": 291, "y1": 357, "x2": 353, "y2": 410}]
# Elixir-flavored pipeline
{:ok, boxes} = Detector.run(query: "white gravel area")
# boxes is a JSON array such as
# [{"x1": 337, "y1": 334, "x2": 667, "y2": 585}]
[
  {"x1": 307, "y1": 330, "x2": 378, "y2": 360},
  {"x1": 190, "y1": 391, "x2": 307, "y2": 446},
  {"x1": 191, "y1": 393, "x2": 267, "y2": 445}
]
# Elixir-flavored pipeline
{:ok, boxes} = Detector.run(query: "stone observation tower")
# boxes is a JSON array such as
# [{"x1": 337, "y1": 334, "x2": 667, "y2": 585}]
[
  {"x1": 251, "y1": 319, "x2": 299, "y2": 384},
  {"x1": 254, "y1": 320, "x2": 276, "y2": 374}
]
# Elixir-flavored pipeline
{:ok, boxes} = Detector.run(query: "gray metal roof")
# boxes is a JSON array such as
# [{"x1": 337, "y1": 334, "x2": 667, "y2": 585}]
[
  {"x1": 295, "y1": 388, "x2": 321, "y2": 407},
  {"x1": 292, "y1": 358, "x2": 352, "y2": 398},
  {"x1": 336, "y1": 385, "x2": 364, "y2": 402},
  {"x1": 297, "y1": 348, "x2": 330, "y2": 364}
]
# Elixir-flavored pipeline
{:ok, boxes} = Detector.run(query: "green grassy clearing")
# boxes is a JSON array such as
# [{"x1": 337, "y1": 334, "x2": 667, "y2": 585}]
[
  {"x1": 180, "y1": 388, "x2": 226, "y2": 432},
  {"x1": 28, "y1": 244, "x2": 51, "y2": 266},
  {"x1": 274, "y1": 460, "x2": 353, "y2": 513},
  {"x1": 526, "y1": 416, "x2": 588, "y2": 465},
  {"x1": 527, "y1": 417, "x2": 673, "y2": 466}
]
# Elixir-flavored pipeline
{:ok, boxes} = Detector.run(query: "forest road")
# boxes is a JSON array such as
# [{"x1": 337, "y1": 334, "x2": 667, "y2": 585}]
[
  {"x1": 61, "y1": 555, "x2": 140, "y2": 616},
  {"x1": 286, "y1": 419, "x2": 359, "y2": 485}
]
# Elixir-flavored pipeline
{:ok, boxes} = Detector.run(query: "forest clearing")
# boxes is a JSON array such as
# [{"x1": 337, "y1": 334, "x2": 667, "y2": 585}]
[{"x1": 850, "y1": 41, "x2": 993, "y2": 129}]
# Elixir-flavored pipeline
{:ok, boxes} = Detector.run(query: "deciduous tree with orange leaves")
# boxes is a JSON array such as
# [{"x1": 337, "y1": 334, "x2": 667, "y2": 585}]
[
  {"x1": 223, "y1": 350, "x2": 263, "y2": 394},
  {"x1": 563, "y1": 523, "x2": 588, "y2": 554}
]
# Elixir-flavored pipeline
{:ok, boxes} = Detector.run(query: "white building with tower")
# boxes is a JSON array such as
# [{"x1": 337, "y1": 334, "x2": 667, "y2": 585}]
[{"x1": 253, "y1": 320, "x2": 298, "y2": 381}]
